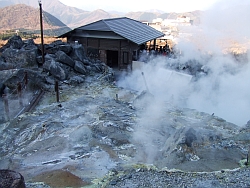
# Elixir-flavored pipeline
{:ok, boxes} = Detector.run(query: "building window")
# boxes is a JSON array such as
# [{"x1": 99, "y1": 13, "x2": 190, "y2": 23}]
[{"x1": 123, "y1": 52, "x2": 129, "y2": 64}]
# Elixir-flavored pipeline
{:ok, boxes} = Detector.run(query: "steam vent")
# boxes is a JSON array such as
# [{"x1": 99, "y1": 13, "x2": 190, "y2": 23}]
[{"x1": 1, "y1": 12, "x2": 250, "y2": 187}]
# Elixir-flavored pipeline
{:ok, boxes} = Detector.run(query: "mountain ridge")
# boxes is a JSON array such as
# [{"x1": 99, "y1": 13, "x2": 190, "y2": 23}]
[
  {"x1": 0, "y1": 4, "x2": 71, "y2": 36},
  {"x1": 0, "y1": 0, "x2": 201, "y2": 29}
]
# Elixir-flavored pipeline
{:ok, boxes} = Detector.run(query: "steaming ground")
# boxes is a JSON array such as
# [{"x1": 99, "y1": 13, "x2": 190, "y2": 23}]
[
  {"x1": 1, "y1": 1, "x2": 250, "y2": 187},
  {"x1": 1, "y1": 71, "x2": 249, "y2": 187},
  {"x1": 117, "y1": 0, "x2": 250, "y2": 126},
  {"x1": 117, "y1": 53, "x2": 250, "y2": 126}
]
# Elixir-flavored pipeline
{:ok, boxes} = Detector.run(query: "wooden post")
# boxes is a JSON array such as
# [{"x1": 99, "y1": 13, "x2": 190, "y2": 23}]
[
  {"x1": 39, "y1": 0, "x2": 45, "y2": 65},
  {"x1": 2, "y1": 94, "x2": 9, "y2": 121},
  {"x1": 247, "y1": 147, "x2": 250, "y2": 165},
  {"x1": 55, "y1": 80, "x2": 59, "y2": 102},
  {"x1": 17, "y1": 82, "x2": 23, "y2": 107},
  {"x1": 24, "y1": 71, "x2": 28, "y2": 86},
  {"x1": 153, "y1": 39, "x2": 156, "y2": 51},
  {"x1": 116, "y1": 94, "x2": 118, "y2": 101}
]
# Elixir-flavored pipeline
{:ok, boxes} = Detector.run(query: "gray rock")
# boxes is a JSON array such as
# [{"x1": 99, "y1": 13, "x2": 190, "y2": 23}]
[
  {"x1": 3, "y1": 69, "x2": 47, "y2": 90},
  {"x1": 68, "y1": 75, "x2": 85, "y2": 85},
  {"x1": 1, "y1": 48, "x2": 19, "y2": 62},
  {"x1": 36, "y1": 54, "x2": 56, "y2": 65},
  {"x1": 184, "y1": 128, "x2": 197, "y2": 147},
  {"x1": 0, "y1": 37, "x2": 112, "y2": 86},
  {"x1": 83, "y1": 59, "x2": 91, "y2": 65},
  {"x1": 2, "y1": 48, "x2": 38, "y2": 68},
  {"x1": 70, "y1": 44, "x2": 86, "y2": 62},
  {"x1": 0, "y1": 35, "x2": 23, "y2": 52},
  {"x1": 85, "y1": 63, "x2": 106, "y2": 74},
  {"x1": 50, "y1": 40, "x2": 65, "y2": 46},
  {"x1": 91, "y1": 64, "x2": 103, "y2": 72},
  {"x1": 57, "y1": 44, "x2": 72, "y2": 54},
  {"x1": 0, "y1": 62, "x2": 15, "y2": 70},
  {"x1": 0, "y1": 56, "x2": 4, "y2": 61},
  {"x1": 22, "y1": 39, "x2": 37, "y2": 51},
  {"x1": 41, "y1": 41, "x2": 72, "y2": 55},
  {"x1": 43, "y1": 59, "x2": 68, "y2": 81},
  {"x1": 43, "y1": 43, "x2": 58, "y2": 54},
  {"x1": 56, "y1": 50, "x2": 75, "y2": 67},
  {"x1": 0, "y1": 70, "x2": 17, "y2": 86},
  {"x1": 74, "y1": 60, "x2": 87, "y2": 74},
  {"x1": 0, "y1": 169, "x2": 25, "y2": 188}
]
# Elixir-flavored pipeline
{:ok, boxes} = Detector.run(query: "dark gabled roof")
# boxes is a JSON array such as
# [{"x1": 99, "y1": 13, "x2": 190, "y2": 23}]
[{"x1": 60, "y1": 17, "x2": 164, "y2": 45}]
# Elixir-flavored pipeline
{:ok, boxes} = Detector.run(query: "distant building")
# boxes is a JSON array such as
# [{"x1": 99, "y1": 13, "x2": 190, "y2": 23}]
[
  {"x1": 144, "y1": 16, "x2": 193, "y2": 49},
  {"x1": 59, "y1": 17, "x2": 164, "y2": 70}
]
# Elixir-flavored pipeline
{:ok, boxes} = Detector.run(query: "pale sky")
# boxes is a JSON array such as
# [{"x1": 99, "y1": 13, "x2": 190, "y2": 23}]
[{"x1": 59, "y1": 0, "x2": 219, "y2": 13}]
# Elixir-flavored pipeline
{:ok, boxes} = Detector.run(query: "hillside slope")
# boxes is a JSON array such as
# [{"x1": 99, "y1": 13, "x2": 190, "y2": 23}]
[
  {"x1": 0, "y1": 0, "x2": 118, "y2": 28},
  {"x1": 0, "y1": 4, "x2": 71, "y2": 36}
]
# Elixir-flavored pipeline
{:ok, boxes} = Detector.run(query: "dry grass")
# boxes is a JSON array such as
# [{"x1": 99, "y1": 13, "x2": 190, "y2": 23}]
[
  {"x1": 0, "y1": 37, "x2": 67, "y2": 48},
  {"x1": 33, "y1": 37, "x2": 67, "y2": 45},
  {"x1": 0, "y1": 39, "x2": 7, "y2": 48}
]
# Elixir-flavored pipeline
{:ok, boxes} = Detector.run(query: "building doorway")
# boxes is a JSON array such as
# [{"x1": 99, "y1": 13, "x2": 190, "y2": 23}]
[{"x1": 107, "y1": 50, "x2": 118, "y2": 68}]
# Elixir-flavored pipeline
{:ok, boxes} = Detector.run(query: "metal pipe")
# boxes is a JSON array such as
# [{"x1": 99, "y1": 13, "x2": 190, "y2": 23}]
[{"x1": 141, "y1": 72, "x2": 149, "y2": 92}]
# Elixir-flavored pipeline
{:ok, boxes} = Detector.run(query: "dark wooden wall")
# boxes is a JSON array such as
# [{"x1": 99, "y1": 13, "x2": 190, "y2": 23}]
[{"x1": 67, "y1": 36, "x2": 139, "y2": 70}]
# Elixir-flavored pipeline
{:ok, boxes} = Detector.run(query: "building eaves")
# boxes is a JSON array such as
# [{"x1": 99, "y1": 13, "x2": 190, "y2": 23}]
[
  {"x1": 103, "y1": 17, "x2": 164, "y2": 45},
  {"x1": 58, "y1": 17, "x2": 164, "y2": 44}
]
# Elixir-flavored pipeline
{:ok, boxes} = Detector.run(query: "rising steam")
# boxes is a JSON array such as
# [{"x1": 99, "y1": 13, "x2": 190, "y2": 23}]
[{"x1": 117, "y1": 0, "x2": 250, "y2": 126}]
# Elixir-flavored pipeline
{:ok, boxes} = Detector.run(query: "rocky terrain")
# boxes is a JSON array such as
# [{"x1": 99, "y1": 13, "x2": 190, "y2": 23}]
[{"x1": 0, "y1": 36, "x2": 249, "y2": 187}]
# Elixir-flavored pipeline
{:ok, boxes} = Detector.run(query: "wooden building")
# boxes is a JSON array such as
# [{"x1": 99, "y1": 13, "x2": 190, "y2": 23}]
[{"x1": 59, "y1": 17, "x2": 164, "y2": 70}]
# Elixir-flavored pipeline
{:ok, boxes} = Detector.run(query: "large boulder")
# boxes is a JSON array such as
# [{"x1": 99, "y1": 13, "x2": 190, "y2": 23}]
[
  {"x1": 36, "y1": 54, "x2": 56, "y2": 65},
  {"x1": 70, "y1": 44, "x2": 86, "y2": 62},
  {"x1": 56, "y1": 50, "x2": 75, "y2": 67},
  {"x1": 41, "y1": 40, "x2": 72, "y2": 55},
  {"x1": 0, "y1": 35, "x2": 23, "y2": 52},
  {"x1": 0, "y1": 70, "x2": 17, "y2": 85},
  {"x1": 57, "y1": 44, "x2": 72, "y2": 54},
  {"x1": 22, "y1": 39, "x2": 37, "y2": 51},
  {"x1": 42, "y1": 43, "x2": 58, "y2": 54},
  {"x1": 3, "y1": 69, "x2": 48, "y2": 90},
  {"x1": 74, "y1": 60, "x2": 87, "y2": 74},
  {"x1": 50, "y1": 40, "x2": 65, "y2": 46},
  {"x1": 82, "y1": 58, "x2": 91, "y2": 66},
  {"x1": 1, "y1": 48, "x2": 19, "y2": 64},
  {"x1": 43, "y1": 59, "x2": 68, "y2": 81},
  {"x1": 0, "y1": 169, "x2": 26, "y2": 188},
  {"x1": 84, "y1": 62, "x2": 107, "y2": 74},
  {"x1": 0, "y1": 62, "x2": 15, "y2": 70},
  {"x1": 1, "y1": 48, "x2": 38, "y2": 68}
]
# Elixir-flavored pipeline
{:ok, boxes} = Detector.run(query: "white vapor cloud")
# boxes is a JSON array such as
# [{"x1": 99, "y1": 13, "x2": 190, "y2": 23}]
[{"x1": 117, "y1": 0, "x2": 250, "y2": 126}]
